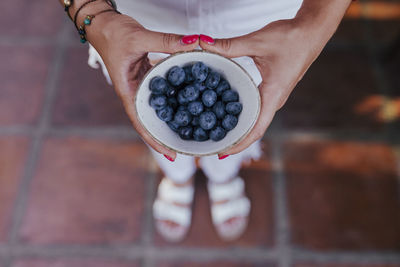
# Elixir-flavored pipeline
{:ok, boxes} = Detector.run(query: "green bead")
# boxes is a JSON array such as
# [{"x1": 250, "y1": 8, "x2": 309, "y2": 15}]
[
  {"x1": 80, "y1": 36, "x2": 87, "y2": 43},
  {"x1": 84, "y1": 18, "x2": 91, "y2": 25}
]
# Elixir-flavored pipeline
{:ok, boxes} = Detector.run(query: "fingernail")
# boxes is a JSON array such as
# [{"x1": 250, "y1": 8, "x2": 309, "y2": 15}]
[
  {"x1": 181, "y1": 34, "x2": 199, "y2": 45},
  {"x1": 218, "y1": 155, "x2": 229, "y2": 160},
  {"x1": 164, "y1": 154, "x2": 175, "y2": 162},
  {"x1": 200, "y1": 34, "x2": 215, "y2": 44}
]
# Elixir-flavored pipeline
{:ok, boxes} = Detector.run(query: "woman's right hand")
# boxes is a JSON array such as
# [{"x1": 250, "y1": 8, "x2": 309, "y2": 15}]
[{"x1": 87, "y1": 13, "x2": 199, "y2": 161}]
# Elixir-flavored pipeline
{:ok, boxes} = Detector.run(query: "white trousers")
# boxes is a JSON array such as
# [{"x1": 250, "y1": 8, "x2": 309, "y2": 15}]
[
  {"x1": 148, "y1": 141, "x2": 262, "y2": 184},
  {"x1": 88, "y1": 0, "x2": 302, "y2": 184}
]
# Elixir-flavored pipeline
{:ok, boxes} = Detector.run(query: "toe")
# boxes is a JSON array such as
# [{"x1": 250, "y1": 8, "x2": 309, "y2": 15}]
[
  {"x1": 217, "y1": 216, "x2": 248, "y2": 241},
  {"x1": 155, "y1": 220, "x2": 188, "y2": 243}
]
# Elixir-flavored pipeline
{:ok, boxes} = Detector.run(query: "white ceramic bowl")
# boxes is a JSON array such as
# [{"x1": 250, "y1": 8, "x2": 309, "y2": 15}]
[{"x1": 135, "y1": 51, "x2": 260, "y2": 156}]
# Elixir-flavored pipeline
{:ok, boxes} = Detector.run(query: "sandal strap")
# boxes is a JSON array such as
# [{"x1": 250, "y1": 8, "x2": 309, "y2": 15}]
[
  {"x1": 207, "y1": 176, "x2": 245, "y2": 203},
  {"x1": 159, "y1": 178, "x2": 194, "y2": 205},
  {"x1": 153, "y1": 199, "x2": 191, "y2": 227},
  {"x1": 211, "y1": 196, "x2": 250, "y2": 225}
]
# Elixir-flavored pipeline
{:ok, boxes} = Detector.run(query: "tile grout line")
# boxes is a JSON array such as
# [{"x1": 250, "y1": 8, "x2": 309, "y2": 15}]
[
  {"x1": 47, "y1": 126, "x2": 140, "y2": 139},
  {"x1": 4, "y1": 19, "x2": 71, "y2": 267},
  {"x1": 292, "y1": 249, "x2": 400, "y2": 264},
  {"x1": 0, "y1": 36, "x2": 79, "y2": 47},
  {"x1": 0, "y1": 126, "x2": 37, "y2": 136},
  {"x1": 1, "y1": 243, "x2": 400, "y2": 263},
  {"x1": 271, "y1": 118, "x2": 292, "y2": 267},
  {"x1": 0, "y1": 125, "x2": 391, "y2": 142},
  {"x1": 0, "y1": 244, "x2": 278, "y2": 261},
  {"x1": 140, "y1": 162, "x2": 158, "y2": 267}
]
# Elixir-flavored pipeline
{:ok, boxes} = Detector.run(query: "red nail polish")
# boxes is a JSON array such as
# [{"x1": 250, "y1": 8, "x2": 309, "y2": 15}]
[
  {"x1": 218, "y1": 155, "x2": 229, "y2": 160},
  {"x1": 181, "y1": 34, "x2": 199, "y2": 45},
  {"x1": 164, "y1": 154, "x2": 175, "y2": 162},
  {"x1": 200, "y1": 34, "x2": 215, "y2": 44}
]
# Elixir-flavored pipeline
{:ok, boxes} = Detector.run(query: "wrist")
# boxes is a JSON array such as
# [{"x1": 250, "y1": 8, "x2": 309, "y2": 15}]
[
  {"x1": 68, "y1": 0, "x2": 119, "y2": 44},
  {"x1": 89, "y1": 13, "x2": 144, "y2": 52},
  {"x1": 84, "y1": 11, "x2": 121, "y2": 46}
]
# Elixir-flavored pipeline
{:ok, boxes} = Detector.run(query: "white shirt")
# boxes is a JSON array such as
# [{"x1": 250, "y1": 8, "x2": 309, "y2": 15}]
[
  {"x1": 89, "y1": 0, "x2": 303, "y2": 86},
  {"x1": 116, "y1": 0, "x2": 303, "y2": 38}
]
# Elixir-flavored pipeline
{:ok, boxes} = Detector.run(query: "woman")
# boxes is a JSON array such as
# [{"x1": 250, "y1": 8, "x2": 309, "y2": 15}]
[{"x1": 59, "y1": 0, "x2": 352, "y2": 242}]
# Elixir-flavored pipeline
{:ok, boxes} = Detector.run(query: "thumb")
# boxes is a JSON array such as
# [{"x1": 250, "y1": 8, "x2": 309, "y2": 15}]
[
  {"x1": 199, "y1": 34, "x2": 255, "y2": 58},
  {"x1": 140, "y1": 31, "x2": 200, "y2": 54}
]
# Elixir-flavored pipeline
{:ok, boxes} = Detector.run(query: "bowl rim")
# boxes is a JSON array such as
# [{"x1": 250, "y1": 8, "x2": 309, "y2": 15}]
[{"x1": 135, "y1": 50, "x2": 261, "y2": 156}]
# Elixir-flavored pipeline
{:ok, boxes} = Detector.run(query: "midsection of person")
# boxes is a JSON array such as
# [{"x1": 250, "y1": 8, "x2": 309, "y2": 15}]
[{"x1": 115, "y1": 0, "x2": 303, "y2": 38}]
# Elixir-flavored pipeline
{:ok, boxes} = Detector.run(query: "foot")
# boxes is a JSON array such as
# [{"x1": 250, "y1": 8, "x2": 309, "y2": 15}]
[
  {"x1": 153, "y1": 177, "x2": 194, "y2": 242},
  {"x1": 207, "y1": 176, "x2": 250, "y2": 241}
]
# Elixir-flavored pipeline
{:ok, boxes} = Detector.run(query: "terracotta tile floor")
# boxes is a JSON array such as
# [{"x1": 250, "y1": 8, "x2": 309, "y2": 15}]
[{"x1": 0, "y1": 1, "x2": 399, "y2": 267}]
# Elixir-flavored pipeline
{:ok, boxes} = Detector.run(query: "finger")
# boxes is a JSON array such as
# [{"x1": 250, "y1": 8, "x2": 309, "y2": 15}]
[
  {"x1": 199, "y1": 34, "x2": 257, "y2": 58},
  {"x1": 140, "y1": 31, "x2": 200, "y2": 54},
  {"x1": 218, "y1": 83, "x2": 281, "y2": 157}
]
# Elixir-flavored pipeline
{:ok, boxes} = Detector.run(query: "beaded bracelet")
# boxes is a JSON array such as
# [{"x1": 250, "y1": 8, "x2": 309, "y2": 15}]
[
  {"x1": 77, "y1": 9, "x2": 121, "y2": 43},
  {"x1": 73, "y1": 0, "x2": 99, "y2": 31},
  {"x1": 63, "y1": 0, "x2": 73, "y2": 20},
  {"x1": 73, "y1": 0, "x2": 118, "y2": 29},
  {"x1": 71, "y1": 0, "x2": 120, "y2": 43}
]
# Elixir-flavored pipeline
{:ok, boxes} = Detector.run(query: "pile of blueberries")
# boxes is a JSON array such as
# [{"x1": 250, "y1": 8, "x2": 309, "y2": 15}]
[{"x1": 149, "y1": 61, "x2": 242, "y2": 142}]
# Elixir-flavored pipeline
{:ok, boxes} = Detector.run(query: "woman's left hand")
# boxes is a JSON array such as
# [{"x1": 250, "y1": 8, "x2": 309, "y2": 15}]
[{"x1": 199, "y1": 19, "x2": 331, "y2": 157}]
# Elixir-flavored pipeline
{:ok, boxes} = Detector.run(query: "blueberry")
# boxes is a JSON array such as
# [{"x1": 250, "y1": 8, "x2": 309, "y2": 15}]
[
  {"x1": 177, "y1": 105, "x2": 187, "y2": 111},
  {"x1": 212, "y1": 101, "x2": 226, "y2": 119},
  {"x1": 183, "y1": 65, "x2": 194, "y2": 84},
  {"x1": 222, "y1": 114, "x2": 238, "y2": 130},
  {"x1": 149, "y1": 94, "x2": 167, "y2": 110},
  {"x1": 167, "y1": 121, "x2": 180, "y2": 132},
  {"x1": 149, "y1": 63, "x2": 242, "y2": 142},
  {"x1": 210, "y1": 126, "x2": 226, "y2": 141},
  {"x1": 187, "y1": 101, "x2": 204, "y2": 116},
  {"x1": 166, "y1": 85, "x2": 177, "y2": 97},
  {"x1": 222, "y1": 90, "x2": 239, "y2": 102},
  {"x1": 191, "y1": 116, "x2": 200, "y2": 126},
  {"x1": 168, "y1": 97, "x2": 178, "y2": 110},
  {"x1": 174, "y1": 110, "x2": 192, "y2": 126},
  {"x1": 193, "y1": 127, "x2": 209, "y2": 141},
  {"x1": 167, "y1": 66, "x2": 185, "y2": 86},
  {"x1": 216, "y1": 79, "x2": 230, "y2": 96},
  {"x1": 193, "y1": 82, "x2": 207, "y2": 93},
  {"x1": 225, "y1": 102, "x2": 242, "y2": 115},
  {"x1": 202, "y1": 89, "x2": 217, "y2": 107},
  {"x1": 177, "y1": 90, "x2": 189, "y2": 105},
  {"x1": 156, "y1": 106, "x2": 174, "y2": 122},
  {"x1": 149, "y1": 76, "x2": 168, "y2": 95},
  {"x1": 179, "y1": 126, "x2": 193, "y2": 140},
  {"x1": 192, "y1": 61, "x2": 209, "y2": 82},
  {"x1": 183, "y1": 84, "x2": 200, "y2": 102},
  {"x1": 199, "y1": 111, "x2": 217, "y2": 130},
  {"x1": 205, "y1": 71, "x2": 221, "y2": 89}
]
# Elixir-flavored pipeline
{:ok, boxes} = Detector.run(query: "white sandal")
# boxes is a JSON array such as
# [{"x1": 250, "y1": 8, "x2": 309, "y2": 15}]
[
  {"x1": 153, "y1": 177, "x2": 194, "y2": 242},
  {"x1": 207, "y1": 176, "x2": 250, "y2": 241}
]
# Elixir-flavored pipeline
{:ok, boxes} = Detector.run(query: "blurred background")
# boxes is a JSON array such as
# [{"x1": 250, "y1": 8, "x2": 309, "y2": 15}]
[{"x1": 0, "y1": 0, "x2": 399, "y2": 267}]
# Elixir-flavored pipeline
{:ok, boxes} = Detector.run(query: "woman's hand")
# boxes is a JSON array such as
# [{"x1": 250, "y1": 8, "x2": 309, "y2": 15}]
[
  {"x1": 88, "y1": 13, "x2": 199, "y2": 161},
  {"x1": 199, "y1": 20, "x2": 321, "y2": 157},
  {"x1": 199, "y1": 0, "x2": 352, "y2": 158}
]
